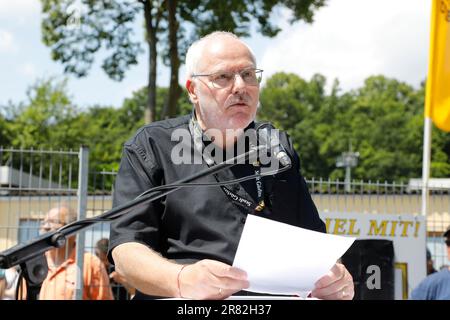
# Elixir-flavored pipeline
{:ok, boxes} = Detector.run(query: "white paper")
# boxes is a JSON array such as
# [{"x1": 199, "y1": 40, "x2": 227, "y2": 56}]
[{"x1": 233, "y1": 214, "x2": 356, "y2": 296}]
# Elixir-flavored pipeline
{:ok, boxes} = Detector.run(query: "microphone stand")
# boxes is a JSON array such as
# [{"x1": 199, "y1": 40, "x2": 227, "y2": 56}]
[{"x1": 0, "y1": 146, "x2": 264, "y2": 300}]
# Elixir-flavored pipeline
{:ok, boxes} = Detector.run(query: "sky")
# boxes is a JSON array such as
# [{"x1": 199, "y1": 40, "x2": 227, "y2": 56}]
[{"x1": 0, "y1": 0, "x2": 431, "y2": 110}]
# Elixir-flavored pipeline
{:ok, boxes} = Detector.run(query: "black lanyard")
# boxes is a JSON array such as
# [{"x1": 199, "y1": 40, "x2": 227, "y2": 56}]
[
  {"x1": 189, "y1": 117, "x2": 266, "y2": 213},
  {"x1": 216, "y1": 164, "x2": 266, "y2": 213}
]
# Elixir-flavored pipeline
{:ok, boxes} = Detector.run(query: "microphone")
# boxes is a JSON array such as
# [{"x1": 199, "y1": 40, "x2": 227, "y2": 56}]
[{"x1": 256, "y1": 123, "x2": 292, "y2": 168}]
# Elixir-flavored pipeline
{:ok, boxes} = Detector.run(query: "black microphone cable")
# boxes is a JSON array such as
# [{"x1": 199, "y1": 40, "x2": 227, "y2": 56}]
[
  {"x1": 56, "y1": 164, "x2": 291, "y2": 231},
  {"x1": 133, "y1": 163, "x2": 291, "y2": 199}
]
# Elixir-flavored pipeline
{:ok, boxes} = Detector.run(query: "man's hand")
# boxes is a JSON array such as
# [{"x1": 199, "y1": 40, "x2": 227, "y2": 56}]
[
  {"x1": 178, "y1": 259, "x2": 250, "y2": 300},
  {"x1": 110, "y1": 271, "x2": 136, "y2": 296},
  {"x1": 110, "y1": 270, "x2": 130, "y2": 286},
  {"x1": 311, "y1": 263, "x2": 354, "y2": 300}
]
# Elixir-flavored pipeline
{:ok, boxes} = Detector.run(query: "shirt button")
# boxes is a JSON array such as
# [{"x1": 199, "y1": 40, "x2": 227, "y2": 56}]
[{"x1": 240, "y1": 217, "x2": 246, "y2": 224}]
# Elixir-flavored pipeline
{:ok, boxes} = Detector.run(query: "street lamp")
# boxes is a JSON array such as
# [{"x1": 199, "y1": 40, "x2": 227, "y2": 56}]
[{"x1": 336, "y1": 151, "x2": 360, "y2": 192}]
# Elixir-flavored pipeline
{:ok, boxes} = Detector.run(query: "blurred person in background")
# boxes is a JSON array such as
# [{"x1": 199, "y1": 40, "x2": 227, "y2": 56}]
[
  {"x1": 411, "y1": 226, "x2": 450, "y2": 300},
  {"x1": 39, "y1": 204, "x2": 113, "y2": 300},
  {"x1": 426, "y1": 248, "x2": 437, "y2": 275}
]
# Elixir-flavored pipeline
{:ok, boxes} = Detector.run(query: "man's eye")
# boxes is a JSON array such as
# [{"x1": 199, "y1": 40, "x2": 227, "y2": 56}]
[
  {"x1": 214, "y1": 73, "x2": 232, "y2": 81},
  {"x1": 241, "y1": 70, "x2": 255, "y2": 79}
]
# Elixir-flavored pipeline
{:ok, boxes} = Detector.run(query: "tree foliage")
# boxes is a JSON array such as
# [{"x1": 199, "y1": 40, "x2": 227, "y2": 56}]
[
  {"x1": 40, "y1": 0, "x2": 326, "y2": 122},
  {"x1": 3, "y1": 74, "x2": 449, "y2": 189},
  {"x1": 41, "y1": 0, "x2": 142, "y2": 80},
  {"x1": 258, "y1": 73, "x2": 450, "y2": 181},
  {"x1": 2, "y1": 78, "x2": 191, "y2": 174},
  {"x1": 7, "y1": 78, "x2": 78, "y2": 149}
]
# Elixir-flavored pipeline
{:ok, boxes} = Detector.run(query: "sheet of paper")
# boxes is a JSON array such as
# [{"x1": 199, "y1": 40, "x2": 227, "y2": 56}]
[{"x1": 233, "y1": 214, "x2": 356, "y2": 296}]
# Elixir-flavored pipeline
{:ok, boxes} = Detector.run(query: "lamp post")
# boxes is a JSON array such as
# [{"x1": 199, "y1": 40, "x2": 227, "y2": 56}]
[{"x1": 336, "y1": 151, "x2": 359, "y2": 192}]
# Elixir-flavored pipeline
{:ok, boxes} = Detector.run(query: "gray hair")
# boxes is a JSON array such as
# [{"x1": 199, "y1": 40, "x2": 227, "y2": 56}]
[{"x1": 185, "y1": 31, "x2": 257, "y2": 81}]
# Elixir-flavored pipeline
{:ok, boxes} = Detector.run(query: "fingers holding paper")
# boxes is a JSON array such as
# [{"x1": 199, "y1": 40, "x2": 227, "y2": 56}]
[
  {"x1": 178, "y1": 259, "x2": 250, "y2": 300},
  {"x1": 311, "y1": 263, "x2": 354, "y2": 300}
]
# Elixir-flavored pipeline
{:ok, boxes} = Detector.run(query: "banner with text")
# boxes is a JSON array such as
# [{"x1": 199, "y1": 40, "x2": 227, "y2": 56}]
[{"x1": 320, "y1": 212, "x2": 426, "y2": 300}]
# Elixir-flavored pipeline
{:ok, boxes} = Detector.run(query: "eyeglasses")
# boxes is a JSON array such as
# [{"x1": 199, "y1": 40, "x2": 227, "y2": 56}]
[
  {"x1": 40, "y1": 220, "x2": 64, "y2": 232},
  {"x1": 191, "y1": 68, "x2": 263, "y2": 89}
]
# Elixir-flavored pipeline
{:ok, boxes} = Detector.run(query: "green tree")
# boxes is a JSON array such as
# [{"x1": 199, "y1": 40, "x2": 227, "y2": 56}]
[
  {"x1": 3, "y1": 77, "x2": 194, "y2": 190},
  {"x1": 0, "y1": 111, "x2": 13, "y2": 147},
  {"x1": 83, "y1": 85, "x2": 192, "y2": 176},
  {"x1": 162, "y1": 0, "x2": 327, "y2": 120},
  {"x1": 347, "y1": 76, "x2": 425, "y2": 181},
  {"x1": 259, "y1": 72, "x2": 331, "y2": 177},
  {"x1": 8, "y1": 78, "x2": 79, "y2": 149},
  {"x1": 259, "y1": 72, "x2": 449, "y2": 181},
  {"x1": 120, "y1": 84, "x2": 192, "y2": 123},
  {"x1": 41, "y1": 0, "x2": 326, "y2": 123},
  {"x1": 2, "y1": 78, "x2": 82, "y2": 188},
  {"x1": 7, "y1": 73, "x2": 447, "y2": 186}
]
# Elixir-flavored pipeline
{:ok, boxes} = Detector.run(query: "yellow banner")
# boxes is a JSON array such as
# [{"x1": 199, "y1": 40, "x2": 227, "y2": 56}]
[{"x1": 425, "y1": 0, "x2": 450, "y2": 132}]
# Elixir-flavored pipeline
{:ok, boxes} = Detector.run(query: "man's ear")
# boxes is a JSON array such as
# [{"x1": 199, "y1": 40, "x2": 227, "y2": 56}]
[{"x1": 186, "y1": 79, "x2": 198, "y2": 104}]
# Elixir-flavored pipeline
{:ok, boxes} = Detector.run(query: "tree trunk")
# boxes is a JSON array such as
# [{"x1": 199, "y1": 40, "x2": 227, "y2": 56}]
[
  {"x1": 162, "y1": 0, "x2": 181, "y2": 119},
  {"x1": 144, "y1": 0, "x2": 157, "y2": 123}
]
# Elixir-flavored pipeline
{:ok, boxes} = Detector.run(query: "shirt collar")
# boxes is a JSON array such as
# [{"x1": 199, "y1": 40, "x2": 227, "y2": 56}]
[{"x1": 45, "y1": 247, "x2": 76, "y2": 278}]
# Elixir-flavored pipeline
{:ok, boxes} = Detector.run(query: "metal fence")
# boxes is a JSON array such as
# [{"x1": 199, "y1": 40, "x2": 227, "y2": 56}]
[
  {"x1": 0, "y1": 147, "x2": 117, "y2": 299},
  {"x1": 0, "y1": 147, "x2": 81, "y2": 249},
  {"x1": 1, "y1": 147, "x2": 449, "y2": 299}
]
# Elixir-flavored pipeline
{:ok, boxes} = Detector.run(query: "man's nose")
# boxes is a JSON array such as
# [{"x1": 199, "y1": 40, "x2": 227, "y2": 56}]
[{"x1": 231, "y1": 73, "x2": 246, "y2": 93}]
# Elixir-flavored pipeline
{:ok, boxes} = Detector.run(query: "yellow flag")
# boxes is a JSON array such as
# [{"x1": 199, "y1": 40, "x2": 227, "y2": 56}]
[{"x1": 425, "y1": 0, "x2": 450, "y2": 132}]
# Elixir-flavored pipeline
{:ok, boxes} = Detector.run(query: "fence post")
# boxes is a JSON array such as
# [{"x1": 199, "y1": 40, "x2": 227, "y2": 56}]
[{"x1": 75, "y1": 146, "x2": 89, "y2": 300}]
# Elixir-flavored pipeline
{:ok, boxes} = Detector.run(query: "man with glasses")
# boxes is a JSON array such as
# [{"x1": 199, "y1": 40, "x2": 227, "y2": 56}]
[
  {"x1": 411, "y1": 226, "x2": 450, "y2": 300},
  {"x1": 109, "y1": 31, "x2": 354, "y2": 300},
  {"x1": 39, "y1": 204, "x2": 113, "y2": 300}
]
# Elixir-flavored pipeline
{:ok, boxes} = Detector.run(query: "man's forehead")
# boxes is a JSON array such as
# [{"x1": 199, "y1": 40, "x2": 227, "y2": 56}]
[
  {"x1": 197, "y1": 37, "x2": 255, "y2": 72},
  {"x1": 201, "y1": 60, "x2": 255, "y2": 74},
  {"x1": 45, "y1": 207, "x2": 67, "y2": 221}
]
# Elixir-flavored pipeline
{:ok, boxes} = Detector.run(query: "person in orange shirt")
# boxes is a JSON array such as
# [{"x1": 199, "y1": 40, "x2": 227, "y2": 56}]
[{"x1": 39, "y1": 204, "x2": 113, "y2": 300}]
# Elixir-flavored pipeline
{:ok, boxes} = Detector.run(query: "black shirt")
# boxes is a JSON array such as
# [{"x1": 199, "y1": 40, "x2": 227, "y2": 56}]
[{"x1": 108, "y1": 114, "x2": 326, "y2": 297}]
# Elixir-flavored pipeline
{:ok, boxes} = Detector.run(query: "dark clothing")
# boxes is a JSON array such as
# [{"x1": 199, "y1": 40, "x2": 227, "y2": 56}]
[
  {"x1": 108, "y1": 114, "x2": 325, "y2": 298},
  {"x1": 411, "y1": 268, "x2": 450, "y2": 300}
]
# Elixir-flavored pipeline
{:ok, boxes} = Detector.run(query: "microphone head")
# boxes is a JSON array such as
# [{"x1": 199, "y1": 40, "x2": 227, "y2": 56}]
[
  {"x1": 255, "y1": 122, "x2": 275, "y2": 153},
  {"x1": 255, "y1": 122, "x2": 291, "y2": 168},
  {"x1": 276, "y1": 150, "x2": 292, "y2": 167}
]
